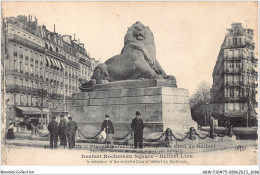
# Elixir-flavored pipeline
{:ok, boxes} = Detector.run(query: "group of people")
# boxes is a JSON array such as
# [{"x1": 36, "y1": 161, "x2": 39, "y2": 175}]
[
  {"x1": 47, "y1": 114, "x2": 78, "y2": 149},
  {"x1": 6, "y1": 110, "x2": 145, "y2": 149},
  {"x1": 100, "y1": 111, "x2": 144, "y2": 149}
]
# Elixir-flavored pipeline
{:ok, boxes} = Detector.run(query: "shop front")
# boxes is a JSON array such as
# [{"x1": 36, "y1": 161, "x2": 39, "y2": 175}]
[{"x1": 15, "y1": 106, "x2": 50, "y2": 128}]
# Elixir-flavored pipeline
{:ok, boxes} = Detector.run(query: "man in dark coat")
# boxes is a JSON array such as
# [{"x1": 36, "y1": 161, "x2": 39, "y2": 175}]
[
  {"x1": 58, "y1": 114, "x2": 67, "y2": 146},
  {"x1": 48, "y1": 116, "x2": 59, "y2": 149},
  {"x1": 101, "y1": 115, "x2": 115, "y2": 144},
  {"x1": 66, "y1": 116, "x2": 78, "y2": 149},
  {"x1": 131, "y1": 111, "x2": 144, "y2": 148}
]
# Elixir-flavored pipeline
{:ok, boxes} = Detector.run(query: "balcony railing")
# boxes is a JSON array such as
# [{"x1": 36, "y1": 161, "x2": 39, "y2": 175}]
[
  {"x1": 8, "y1": 34, "x2": 45, "y2": 53},
  {"x1": 225, "y1": 41, "x2": 255, "y2": 50},
  {"x1": 79, "y1": 57, "x2": 91, "y2": 66}
]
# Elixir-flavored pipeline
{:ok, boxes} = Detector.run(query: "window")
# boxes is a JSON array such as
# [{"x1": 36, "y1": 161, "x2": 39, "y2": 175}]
[
  {"x1": 234, "y1": 27, "x2": 238, "y2": 33},
  {"x1": 228, "y1": 50, "x2": 233, "y2": 59},
  {"x1": 20, "y1": 62, "x2": 23, "y2": 72},
  {"x1": 14, "y1": 60, "x2": 17, "y2": 71},
  {"x1": 14, "y1": 77, "x2": 17, "y2": 86},
  {"x1": 14, "y1": 94, "x2": 17, "y2": 104},
  {"x1": 234, "y1": 50, "x2": 239, "y2": 58},
  {"x1": 13, "y1": 52, "x2": 18, "y2": 56},
  {"x1": 20, "y1": 95, "x2": 23, "y2": 106},
  {"x1": 239, "y1": 38, "x2": 242, "y2": 46},
  {"x1": 40, "y1": 68, "x2": 42, "y2": 76},
  {"x1": 25, "y1": 63, "x2": 28, "y2": 73},
  {"x1": 35, "y1": 66, "x2": 38, "y2": 75},
  {"x1": 233, "y1": 38, "x2": 237, "y2": 46},
  {"x1": 230, "y1": 88, "x2": 234, "y2": 98},
  {"x1": 20, "y1": 78, "x2": 23, "y2": 86},
  {"x1": 30, "y1": 65, "x2": 33, "y2": 74}
]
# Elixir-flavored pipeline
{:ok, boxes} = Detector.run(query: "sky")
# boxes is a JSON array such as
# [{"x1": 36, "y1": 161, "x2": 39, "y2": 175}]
[{"x1": 2, "y1": 1, "x2": 258, "y2": 95}]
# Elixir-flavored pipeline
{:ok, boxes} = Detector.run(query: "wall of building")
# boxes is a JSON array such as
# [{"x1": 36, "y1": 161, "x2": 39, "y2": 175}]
[
  {"x1": 3, "y1": 15, "x2": 100, "y2": 124},
  {"x1": 210, "y1": 23, "x2": 257, "y2": 127}
]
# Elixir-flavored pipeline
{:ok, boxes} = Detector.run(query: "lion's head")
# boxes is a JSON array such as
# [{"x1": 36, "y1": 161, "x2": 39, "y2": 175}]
[
  {"x1": 125, "y1": 21, "x2": 154, "y2": 45},
  {"x1": 123, "y1": 21, "x2": 156, "y2": 65}
]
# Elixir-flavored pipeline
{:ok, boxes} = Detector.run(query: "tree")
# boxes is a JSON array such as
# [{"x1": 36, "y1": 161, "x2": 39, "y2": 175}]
[{"x1": 190, "y1": 81, "x2": 211, "y2": 125}]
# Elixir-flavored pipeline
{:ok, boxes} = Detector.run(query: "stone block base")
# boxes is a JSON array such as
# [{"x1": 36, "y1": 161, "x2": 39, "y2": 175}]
[{"x1": 71, "y1": 80, "x2": 196, "y2": 134}]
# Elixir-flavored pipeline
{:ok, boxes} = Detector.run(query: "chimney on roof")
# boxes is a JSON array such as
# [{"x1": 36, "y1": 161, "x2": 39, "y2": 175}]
[
  {"x1": 54, "y1": 24, "x2": 56, "y2": 33},
  {"x1": 72, "y1": 33, "x2": 77, "y2": 42}
]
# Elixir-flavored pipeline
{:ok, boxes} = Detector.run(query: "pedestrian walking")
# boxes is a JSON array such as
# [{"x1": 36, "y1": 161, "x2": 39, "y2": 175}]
[
  {"x1": 66, "y1": 116, "x2": 78, "y2": 149},
  {"x1": 47, "y1": 116, "x2": 59, "y2": 149},
  {"x1": 6, "y1": 119, "x2": 15, "y2": 139},
  {"x1": 131, "y1": 111, "x2": 144, "y2": 148},
  {"x1": 101, "y1": 115, "x2": 114, "y2": 144},
  {"x1": 58, "y1": 114, "x2": 67, "y2": 147}
]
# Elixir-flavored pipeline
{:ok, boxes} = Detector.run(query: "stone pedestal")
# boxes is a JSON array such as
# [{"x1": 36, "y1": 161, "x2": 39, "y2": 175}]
[{"x1": 71, "y1": 80, "x2": 196, "y2": 135}]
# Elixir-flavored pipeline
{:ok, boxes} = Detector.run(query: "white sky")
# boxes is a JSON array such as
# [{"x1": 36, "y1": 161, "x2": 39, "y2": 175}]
[{"x1": 2, "y1": 1, "x2": 258, "y2": 95}]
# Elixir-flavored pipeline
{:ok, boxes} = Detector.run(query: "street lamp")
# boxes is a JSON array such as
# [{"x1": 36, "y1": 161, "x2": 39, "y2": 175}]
[{"x1": 205, "y1": 101, "x2": 209, "y2": 126}]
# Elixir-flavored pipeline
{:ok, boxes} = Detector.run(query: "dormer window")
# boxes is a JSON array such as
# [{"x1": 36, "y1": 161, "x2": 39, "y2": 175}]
[{"x1": 234, "y1": 27, "x2": 238, "y2": 34}]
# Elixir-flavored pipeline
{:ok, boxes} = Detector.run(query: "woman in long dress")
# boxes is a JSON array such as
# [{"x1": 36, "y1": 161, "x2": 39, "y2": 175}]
[
  {"x1": 6, "y1": 119, "x2": 15, "y2": 139},
  {"x1": 101, "y1": 115, "x2": 114, "y2": 144}
]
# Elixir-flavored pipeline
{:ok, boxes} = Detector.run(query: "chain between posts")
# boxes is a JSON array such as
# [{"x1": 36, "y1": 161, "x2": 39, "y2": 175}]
[
  {"x1": 36, "y1": 129, "x2": 50, "y2": 137},
  {"x1": 78, "y1": 129, "x2": 102, "y2": 139},
  {"x1": 112, "y1": 130, "x2": 132, "y2": 140},
  {"x1": 143, "y1": 132, "x2": 166, "y2": 142},
  {"x1": 75, "y1": 125, "x2": 233, "y2": 142}
]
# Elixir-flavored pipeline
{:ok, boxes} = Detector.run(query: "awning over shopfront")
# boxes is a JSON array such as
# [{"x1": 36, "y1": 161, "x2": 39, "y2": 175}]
[{"x1": 16, "y1": 106, "x2": 50, "y2": 115}]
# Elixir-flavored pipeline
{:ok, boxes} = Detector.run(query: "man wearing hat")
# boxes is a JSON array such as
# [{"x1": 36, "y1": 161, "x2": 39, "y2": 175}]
[
  {"x1": 131, "y1": 111, "x2": 144, "y2": 148},
  {"x1": 101, "y1": 115, "x2": 115, "y2": 144},
  {"x1": 48, "y1": 116, "x2": 59, "y2": 149},
  {"x1": 58, "y1": 114, "x2": 67, "y2": 147},
  {"x1": 66, "y1": 116, "x2": 78, "y2": 149}
]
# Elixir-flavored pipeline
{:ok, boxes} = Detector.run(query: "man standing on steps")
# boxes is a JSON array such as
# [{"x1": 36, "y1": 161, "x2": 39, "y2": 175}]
[
  {"x1": 48, "y1": 116, "x2": 59, "y2": 149},
  {"x1": 131, "y1": 111, "x2": 144, "y2": 148},
  {"x1": 58, "y1": 114, "x2": 67, "y2": 147},
  {"x1": 66, "y1": 116, "x2": 78, "y2": 149}
]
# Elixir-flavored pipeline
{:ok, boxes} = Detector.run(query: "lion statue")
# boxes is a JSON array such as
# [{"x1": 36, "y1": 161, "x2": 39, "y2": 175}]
[{"x1": 80, "y1": 21, "x2": 176, "y2": 91}]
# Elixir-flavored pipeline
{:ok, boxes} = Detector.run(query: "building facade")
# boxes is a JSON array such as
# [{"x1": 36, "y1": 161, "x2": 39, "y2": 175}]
[
  {"x1": 3, "y1": 15, "x2": 99, "y2": 126},
  {"x1": 211, "y1": 23, "x2": 258, "y2": 127}
]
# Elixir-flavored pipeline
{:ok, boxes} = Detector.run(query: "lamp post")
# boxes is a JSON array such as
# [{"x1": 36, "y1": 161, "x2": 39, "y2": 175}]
[
  {"x1": 50, "y1": 81, "x2": 60, "y2": 117},
  {"x1": 206, "y1": 101, "x2": 209, "y2": 126}
]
